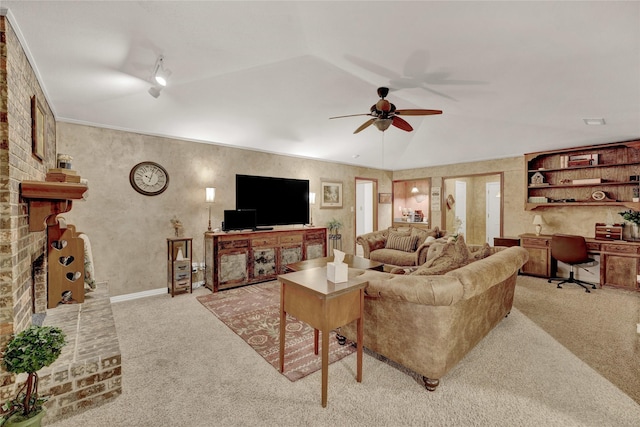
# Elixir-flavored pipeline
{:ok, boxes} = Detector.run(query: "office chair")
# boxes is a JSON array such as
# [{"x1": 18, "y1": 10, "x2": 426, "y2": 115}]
[{"x1": 547, "y1": 234, "x2": 597, "y2": 293}]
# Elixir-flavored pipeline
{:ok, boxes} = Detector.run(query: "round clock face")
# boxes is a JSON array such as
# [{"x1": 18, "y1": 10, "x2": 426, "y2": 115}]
[
  {"x1": 129, "y1": 161, "x2": 169, "y2": 196},
  {"x1": 591, "y1": 190, "x2": 606, "y2": 201}
]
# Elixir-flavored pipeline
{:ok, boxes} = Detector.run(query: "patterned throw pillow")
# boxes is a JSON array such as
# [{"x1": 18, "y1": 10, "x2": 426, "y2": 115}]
[
  {"x1": 413, "y1": 235, "x2": 470, "y2": 275},
  {"x1": 469, "y1": 243, "x2": 492, "y2": 261},
  {"x1": 385, "y1": 232, "x2": 420, "y2": 252}
]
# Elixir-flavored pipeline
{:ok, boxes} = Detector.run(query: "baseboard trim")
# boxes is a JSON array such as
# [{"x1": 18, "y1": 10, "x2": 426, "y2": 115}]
[
  {"x1": 110, "y1": 281, "x2": 205, "y2": 304},
  {"x1": 110, "y1": 288, "x2": 166, "y2": 303}
]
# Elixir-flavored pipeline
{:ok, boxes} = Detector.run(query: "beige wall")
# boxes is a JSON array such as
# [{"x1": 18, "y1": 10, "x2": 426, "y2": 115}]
[
  {"x1": 394, "y1": 156, "x2": 619, "y2": 240},
  {"x1": 58, "y1": 121, "x2": 620, "y2": 297},
  {"x1": 57, "y1": 122, "x2": 392, "y2": 296}
]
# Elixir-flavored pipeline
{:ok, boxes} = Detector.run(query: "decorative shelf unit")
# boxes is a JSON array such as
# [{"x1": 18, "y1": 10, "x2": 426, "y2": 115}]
[
  {"x1": 524, "y1": 140, "x2": 640, "y2": 211},
  {"x1": 21, "y1": 180, "x2": 89, "y2": 308},
  {"x1": 21, "y1": 181, "x2": 88, "y2": 231},
  {"x1": 167, "y1": 237, "x2": 193, "y2": 297}
]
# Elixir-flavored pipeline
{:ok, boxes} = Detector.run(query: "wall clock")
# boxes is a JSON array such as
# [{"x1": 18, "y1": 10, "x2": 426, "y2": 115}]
[{"x1": 129, "y1": 161, "x2": 169, "y2": 196}]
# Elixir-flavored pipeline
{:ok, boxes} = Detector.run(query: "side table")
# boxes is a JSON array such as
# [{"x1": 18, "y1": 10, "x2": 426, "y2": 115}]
[
  {"x1": 278, "y1": 267, "x2": 367, "y2": 407},
  {"x1": 167, "y1": 237, "x2": 193, "y2": 297}
]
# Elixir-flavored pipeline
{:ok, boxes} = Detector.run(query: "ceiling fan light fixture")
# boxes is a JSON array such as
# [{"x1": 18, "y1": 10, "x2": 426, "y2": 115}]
[{"x1": 373, "y1": 118, "x2": 393, "y2": 131}]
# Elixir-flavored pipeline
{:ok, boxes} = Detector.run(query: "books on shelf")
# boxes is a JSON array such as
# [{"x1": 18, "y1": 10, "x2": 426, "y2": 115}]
[
  {"x1": 572, "y1": 178, "x2": 602, "y2": 185},
  {"x1": 561, "y1": 153, "x2": 599, "y2": 168}
]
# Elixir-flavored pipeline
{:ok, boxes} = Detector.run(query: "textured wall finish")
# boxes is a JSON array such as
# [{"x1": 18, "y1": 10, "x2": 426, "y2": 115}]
[{"x1": 57, "y1": 122, "x2": 392, "y2": 297}]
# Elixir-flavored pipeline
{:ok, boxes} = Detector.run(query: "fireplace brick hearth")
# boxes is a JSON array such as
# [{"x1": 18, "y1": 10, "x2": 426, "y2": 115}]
[{"x1": 37, "y1": 283, "x2": 122, "y2": 423}]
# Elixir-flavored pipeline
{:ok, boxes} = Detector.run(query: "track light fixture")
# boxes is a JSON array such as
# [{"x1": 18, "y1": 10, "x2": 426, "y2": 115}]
[
  {"x1": 148, "y1": 55, "x2": 171, "y2": 98},
  {"x1": 153, "y1": 55, "x2": 171, "y2": 86}
]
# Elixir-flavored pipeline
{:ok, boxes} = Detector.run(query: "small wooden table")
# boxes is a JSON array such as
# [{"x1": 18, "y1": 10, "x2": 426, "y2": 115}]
[
  {"x1": 278, "y1": 267, "x2": 368, "y2": 407},
  {"x1": 285, "y1": 254, "x2": 384, "y2": 272}
]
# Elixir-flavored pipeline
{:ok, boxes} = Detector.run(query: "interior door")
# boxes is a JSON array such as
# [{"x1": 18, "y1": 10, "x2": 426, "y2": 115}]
[
  {"x1": 355, "y1": 178, "x2": 377, "y2": 256},
  {"x1": 486, "y1": 182, "x2": 501, "y2": 244}
]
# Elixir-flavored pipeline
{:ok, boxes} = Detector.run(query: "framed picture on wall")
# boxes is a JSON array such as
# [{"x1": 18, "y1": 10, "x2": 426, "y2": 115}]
[
  {"x1": 378, "y1": 193, "x2": 392, "y2": 204},
  {"x1": 320, "y1": 180, "x2": 343, "y2": 208},
  {"x1": 31, "y1": 95, "x2": 45, "y2": 161}
]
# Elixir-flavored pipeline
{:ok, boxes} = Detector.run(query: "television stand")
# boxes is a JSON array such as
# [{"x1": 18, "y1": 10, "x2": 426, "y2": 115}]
[
  {"x1": 254, "y1": 226, "x2": 274, "y2": 231},
  {"x1": 204, "y1": 227, "x2": 328, "y2": 292}
]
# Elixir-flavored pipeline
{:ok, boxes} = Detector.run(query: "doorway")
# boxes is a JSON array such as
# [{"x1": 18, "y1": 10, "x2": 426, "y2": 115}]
[
  {"x1": 486, "y1": 182, "x2": 501, "y2": 244},
  {"x1": 355, "y1": 178, "x2": 377, "y2": 256}
]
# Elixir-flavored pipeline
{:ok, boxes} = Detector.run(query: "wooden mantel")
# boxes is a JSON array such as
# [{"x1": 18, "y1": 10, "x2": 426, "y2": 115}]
[{"x1": 21, "y1": 181, "x2": 88, "y2": 231}]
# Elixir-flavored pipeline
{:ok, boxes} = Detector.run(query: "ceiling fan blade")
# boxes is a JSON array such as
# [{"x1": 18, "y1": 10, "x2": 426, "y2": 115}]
[
  {"x1": 354, "y1": 118, "x2": 376, "y2": 134},
  {"x1": 329, "y1": 113, "x2": 371, "y2": 119},
  {"x1": 391, "y1": 116, "x2": 413, "y2": 132},
  {"x1": 395, "y1": 109, "x2": 443, "y2": 116}
]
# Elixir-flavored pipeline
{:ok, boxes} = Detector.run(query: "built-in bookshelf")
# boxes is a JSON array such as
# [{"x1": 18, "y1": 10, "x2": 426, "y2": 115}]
[{"x1": 524, "y1": 140, "x2": 640, "y2": 210}]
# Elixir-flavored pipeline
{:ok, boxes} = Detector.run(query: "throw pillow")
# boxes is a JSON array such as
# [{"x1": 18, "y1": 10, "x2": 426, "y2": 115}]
[
  {"x1": 469, "y1": 243, "x2": 492, "y2": 261},
  {"x1": 412, "y1": 237, "x2": 471, "y2": 276},
  {"x1": 410, "y1": 226, "x2": 439, "y2": 242},
  {"x1": 386, "y1": 232, "x2": 420, "y2": 252}
]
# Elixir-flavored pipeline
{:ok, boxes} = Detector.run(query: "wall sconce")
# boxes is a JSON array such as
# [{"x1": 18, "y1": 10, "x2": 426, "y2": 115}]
[
  {"x1": 206, "y1": 187, "x2": 216, "y2": 231},
  {"x1": 309, "y1": 192, "x2": 316, "y2": 226},
  {"x1": 532, "y1": 214, "x2": 546, "y2": 236}
]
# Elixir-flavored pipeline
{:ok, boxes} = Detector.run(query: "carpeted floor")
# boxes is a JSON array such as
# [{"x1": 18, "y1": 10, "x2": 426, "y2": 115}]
[
  {"x1": 196, "y1": 281, "x2": 355, "y2": 381},
  {"x1": 513, "y1": 275, "x2": 640, "y2": 405},
  {"x1": 47, "y1": 277, "x2": 640, "y2": 427}
]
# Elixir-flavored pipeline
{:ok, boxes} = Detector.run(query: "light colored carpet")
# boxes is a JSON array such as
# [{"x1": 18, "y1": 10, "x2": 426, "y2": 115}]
[
  {"x1": 514, "y1": 275, "x2": 640, "y2": 404},
  {"x1": 47, "y1": 282, "x2": 640, "y2": 427}
]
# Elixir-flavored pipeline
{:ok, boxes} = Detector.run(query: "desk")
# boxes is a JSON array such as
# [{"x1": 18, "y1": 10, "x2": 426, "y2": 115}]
[
  {"x1": 278, "y1": 267, "x2": 367, "y2": 407},
  {"x1": 519, "y1": 233, "x2": 640, "y2": 291}
]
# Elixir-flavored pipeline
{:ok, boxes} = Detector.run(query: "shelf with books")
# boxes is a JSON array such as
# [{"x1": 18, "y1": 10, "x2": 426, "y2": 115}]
[{"x1": 524, "y1": 140, "x2": 640, "y2": 210}]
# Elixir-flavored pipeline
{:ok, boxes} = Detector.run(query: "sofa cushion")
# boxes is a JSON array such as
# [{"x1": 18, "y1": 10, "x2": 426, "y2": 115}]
[
  {"x1": 410, "y1": 226, "x2": 440, "y2": 243},
  {"x1": 370, "y1": 248, "x2": 417, "y2": 266},
  {"x1": 386, "y1": 232, "x2": 420, "y2": 252}
]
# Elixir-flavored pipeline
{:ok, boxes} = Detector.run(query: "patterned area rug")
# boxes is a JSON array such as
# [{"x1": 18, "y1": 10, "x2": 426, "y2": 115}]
[{"x1": 197, "y1": 281, "x2": 356, "y2": 381}]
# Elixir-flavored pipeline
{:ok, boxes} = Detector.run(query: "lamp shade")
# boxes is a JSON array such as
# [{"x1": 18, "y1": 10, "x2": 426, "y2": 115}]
[
  {"x1": 532, "y1": 215, "x2": 546, "y2": 225},
  {"x1": 205, "y1": 187, "x2": 216, "y2": 203},
  {"x1": 309, "y1": 192, "x2": 316, "y2": 204}
]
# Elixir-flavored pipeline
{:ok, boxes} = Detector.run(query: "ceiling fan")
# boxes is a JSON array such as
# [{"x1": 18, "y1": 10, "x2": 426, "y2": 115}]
[{"x1": 330, "y1": 87, "x2": 442, "y2": 134}]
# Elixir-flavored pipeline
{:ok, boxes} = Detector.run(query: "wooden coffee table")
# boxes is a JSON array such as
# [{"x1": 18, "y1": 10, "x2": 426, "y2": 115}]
[
  {"x1": 286, "y1": 254, "x2": 384, "y2": 272},
  {"x1": 278, "y1": 267, "x2": 368, "y2": 407}
]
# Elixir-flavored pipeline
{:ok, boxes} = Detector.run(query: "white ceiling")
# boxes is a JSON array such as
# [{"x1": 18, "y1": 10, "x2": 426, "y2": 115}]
[{"x1": 3, "y1": 1, "x2": 639, "y2": 170}]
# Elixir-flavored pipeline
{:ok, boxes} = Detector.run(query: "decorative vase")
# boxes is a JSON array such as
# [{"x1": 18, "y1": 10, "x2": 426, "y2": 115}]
[{"x1": 5, "y1": 409, "x2": 46, "y2": 427}]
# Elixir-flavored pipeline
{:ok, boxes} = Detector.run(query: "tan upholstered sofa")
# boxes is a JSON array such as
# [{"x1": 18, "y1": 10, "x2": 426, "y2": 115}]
[
  {"x1": 341, "y1": 244, "x2": 529, "y2": 391},
  {"x1": 356, "y1": 226, "x2": 447, "y2": 267}
]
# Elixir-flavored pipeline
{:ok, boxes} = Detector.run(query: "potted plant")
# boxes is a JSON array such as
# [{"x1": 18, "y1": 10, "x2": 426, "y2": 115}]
[
  {"x1": 619, "y1": 209, "x2": 640, "y2": 240},
  {"x1": 1, "y1": 325, "x2": 66, "y2": 427},
  {"x1": 326, "y1": 218, "x2": 343, "y2": 237}
]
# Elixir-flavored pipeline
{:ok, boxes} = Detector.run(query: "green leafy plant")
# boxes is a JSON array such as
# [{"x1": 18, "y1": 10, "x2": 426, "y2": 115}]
[
  {"x1": 326, "y1": 218, "x2": 343, "y2": 235},
  {"x1": 619, "y1": 209, "x2": 640, "y2": 225},
  {"x1": 1, "y1": 326, "x2": 66, "y2": 425}
]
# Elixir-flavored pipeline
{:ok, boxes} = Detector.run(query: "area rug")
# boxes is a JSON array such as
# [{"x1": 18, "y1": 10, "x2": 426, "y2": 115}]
[{"x1": 196, "y1": 281, "x2": 355, "y2": 381}]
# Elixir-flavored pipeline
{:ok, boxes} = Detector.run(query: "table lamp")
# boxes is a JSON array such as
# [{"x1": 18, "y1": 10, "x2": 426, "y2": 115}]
[
  {"x1": 206, "y1": 187, "x2": 216, "y2": 231},
  {"x1": 532, "y1": 214, "x2": 546, "y2": 236},
  {"x1": 309, "y1": 192, "x2": 316, "y2": 226}
]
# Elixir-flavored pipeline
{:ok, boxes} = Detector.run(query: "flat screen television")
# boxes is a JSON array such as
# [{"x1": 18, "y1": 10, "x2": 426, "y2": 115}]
[
  {"x1": 223, "y1": 209, "x2": 256, "y2": 231},
  {"x1": 236, "y1": 174, "x2": 309, "y2": 227}
]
